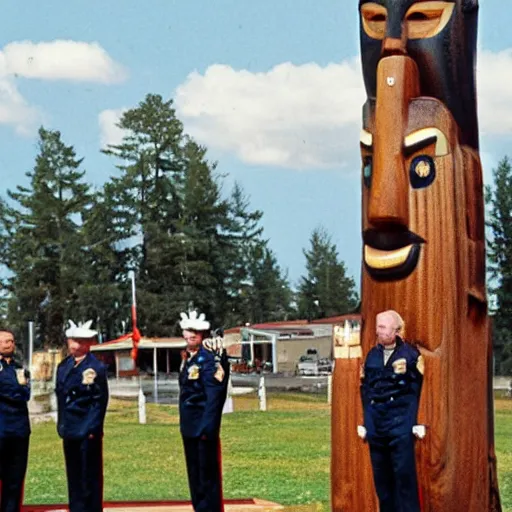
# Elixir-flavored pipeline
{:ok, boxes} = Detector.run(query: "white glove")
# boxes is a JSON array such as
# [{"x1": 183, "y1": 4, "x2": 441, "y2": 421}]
[
  {"x1": 412, "y1": 425, "x2": 426, "y2": 439},
  {"x1": 204, "y1": 336, "x2": 224, "y2": 355},
  {"x1": 357, "y1": 425, "x2": 367, "y2": 440}
]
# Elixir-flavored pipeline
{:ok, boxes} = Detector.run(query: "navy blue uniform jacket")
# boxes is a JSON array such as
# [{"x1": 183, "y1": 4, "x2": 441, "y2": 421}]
[
  {"x1": 56, "y1": 353, "x2": 109, "y2": 440},
  {"x1": 179, "y1": 346, "x2": 227, "y2": 439},
  {"x1": 361, "y1": 338, "x2": 423, "y2": 440},
  {"x1": 0, "y1": 358, "x2": 31, "y2": 438}
]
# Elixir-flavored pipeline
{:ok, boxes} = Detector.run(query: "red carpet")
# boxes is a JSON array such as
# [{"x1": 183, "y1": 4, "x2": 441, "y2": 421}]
[{"x1": 22, "y1": 498, "x2": 283, "y2": 511}]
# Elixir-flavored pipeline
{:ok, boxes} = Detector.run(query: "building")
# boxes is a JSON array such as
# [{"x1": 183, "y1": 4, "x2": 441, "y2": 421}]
[
  {"x1": 91, "y1": 334, "x2": 186, "y2": 378},
  {"x1": 89, "y1": 314, "x2": 362, "y2": 377},
  {"x1": 225, "y1": 314, "x2": 361, "y2": 374}
]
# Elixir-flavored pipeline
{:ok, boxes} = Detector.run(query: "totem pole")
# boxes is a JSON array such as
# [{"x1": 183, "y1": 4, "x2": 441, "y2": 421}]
[{"x1": 331, "y1": 1, "x2": 502, "y2": 510}]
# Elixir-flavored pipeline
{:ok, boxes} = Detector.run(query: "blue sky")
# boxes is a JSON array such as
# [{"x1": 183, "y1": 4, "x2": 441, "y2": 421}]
[{"x1": 1, "y1": 1, "x2": 511, "y2": 289}]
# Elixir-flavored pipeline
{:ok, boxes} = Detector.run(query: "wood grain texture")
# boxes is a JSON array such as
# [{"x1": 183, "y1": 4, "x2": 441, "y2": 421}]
[
  {"x1": 331, "y1": 359, "x2": 376, "y2": 511},
  {"x1": 331, "y1": 47, "x2": 501, "y2": 511}
]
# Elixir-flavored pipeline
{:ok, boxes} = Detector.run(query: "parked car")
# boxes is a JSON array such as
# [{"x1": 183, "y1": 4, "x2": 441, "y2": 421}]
[{"x1": 296, "y1": 349, "x2": 332, "y2": 376}]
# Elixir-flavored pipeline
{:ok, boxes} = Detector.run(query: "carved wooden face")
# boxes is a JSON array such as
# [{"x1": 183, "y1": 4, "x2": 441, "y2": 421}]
[
  {"x1": 331, "y1": 3, "x2": 497, "y2": 510},
  {"x1": 359, "y1": 51, "x2": 485, "y2": 351},
  {"x1": 359, "y1": 0, "x2": 479, "y2": 148},
  {"x1": 357, "y1": 0, "x2": 484, "y2": 349}
]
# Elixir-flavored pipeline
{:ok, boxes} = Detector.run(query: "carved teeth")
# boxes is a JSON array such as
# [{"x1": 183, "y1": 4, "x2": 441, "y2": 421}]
[{"x1": 364, "y1": 244, "x2": 414, "y2": 269}]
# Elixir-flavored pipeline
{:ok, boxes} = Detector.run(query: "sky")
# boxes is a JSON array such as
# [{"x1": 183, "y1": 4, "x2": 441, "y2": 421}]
[{"x1": 1, "y1": 1, "x2": 512, "y2": 289}]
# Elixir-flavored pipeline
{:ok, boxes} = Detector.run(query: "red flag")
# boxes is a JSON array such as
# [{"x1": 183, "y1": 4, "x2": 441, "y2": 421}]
[{"x1": 131, "y1": 325, "x2": 141, "y2": 362}]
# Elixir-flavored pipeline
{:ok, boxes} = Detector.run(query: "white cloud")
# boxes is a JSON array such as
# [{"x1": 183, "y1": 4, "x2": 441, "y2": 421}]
[
  {"x1": 0, "y1": 79, "x2": 41, "y2": 135},
  {"x1": 0, "y1": 40, "x2": 127, "y2": 136},
  {"x1": 175, "y1": 60, "x2": 365, "y2": 170},
  {"x1": 98, "y1": 108, "x2": 127, "y2": 148},
  {"x1": 174, "y1": 49, "x2": 512, "y2": 171},
  {"x1": 0, "y1": 40, "x2": 127, "y2": 84},
  {"x1": 477, "y1": 49, "x2": 512, "y2": 136}
]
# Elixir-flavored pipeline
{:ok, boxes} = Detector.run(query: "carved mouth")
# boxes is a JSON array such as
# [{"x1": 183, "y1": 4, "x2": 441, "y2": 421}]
[{"x1": 363, "y1": 229, "x2": 425, "y2": 281}]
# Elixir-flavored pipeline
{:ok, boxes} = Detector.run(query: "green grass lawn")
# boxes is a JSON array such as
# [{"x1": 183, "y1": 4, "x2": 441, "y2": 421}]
[{"x1": 23, "y1": 393, "x2": 512, "y2": 511}]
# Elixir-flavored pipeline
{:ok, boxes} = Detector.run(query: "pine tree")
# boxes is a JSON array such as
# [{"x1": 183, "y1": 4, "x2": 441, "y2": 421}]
[
  {"x1": 222, "y1": 183, "x2": 264, "y2": 326},
  {"x1": 485, "y1": 156, "x2": 512, "y2": 374},
  {"x1": 1, "y1": 128, "x2": 92, "y2": 347},
  {"x1": 102, "y1": 93, "x2": 294, "y2": 333},
  {"x1": 247, "y1": 245, "x2": 293, "y2": 324},
  {"x1": 76, "y1": 185, "x2": 134, "y2": 341},
  {"x1": 103, "y1": 94, "x2": 237, "y2": 334},
  {"x1": 297, "y1": 227, "x2": 358, "y2": 320},
  {"x1": 221, "y1": 183, "x2": 294, "y2": 326}
]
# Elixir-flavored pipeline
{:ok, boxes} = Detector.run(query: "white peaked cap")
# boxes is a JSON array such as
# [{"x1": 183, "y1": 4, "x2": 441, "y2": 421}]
[
  {"x1": 179, "y1": 311, "x2": 210, "y2": 331},
  {"x1": 65, "y1": 320, "x2": 98, "y2": 339}
]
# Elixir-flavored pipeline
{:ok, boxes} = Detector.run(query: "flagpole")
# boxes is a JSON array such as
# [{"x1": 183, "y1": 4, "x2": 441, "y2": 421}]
[
  {"x1": 129, "y1": 271, "x2": 141, "y2": 365},
  {"x1": 130, "y1": 271, "x2": 137, "y2": 332}
]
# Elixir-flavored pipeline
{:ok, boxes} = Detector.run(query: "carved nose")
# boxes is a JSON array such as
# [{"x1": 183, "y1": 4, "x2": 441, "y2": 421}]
[
  {"x1": 381, "y1": 37, "x2": 407, "y2": 57},
  {"x1": 368, "y1": 55, "x2": 420, "y2": 227}
]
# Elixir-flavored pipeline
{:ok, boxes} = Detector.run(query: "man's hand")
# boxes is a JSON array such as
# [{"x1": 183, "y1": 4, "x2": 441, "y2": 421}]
[
  {"x1": 412, "y1": 425, "x2": 426, "y2": 439},
  {"x1": 357, "y1": 425, "x2": 367, "y2": 440}
]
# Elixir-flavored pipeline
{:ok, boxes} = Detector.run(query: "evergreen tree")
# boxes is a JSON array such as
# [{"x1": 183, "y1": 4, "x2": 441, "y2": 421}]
[
  {"x1": 223, "y1": 183, "x2": 264, "y2": 326},
  {"x1": 103, "y1": 94, "x2": 235, "y2": 334},
  {"x1": 485, "y1": 156, "x2": 512, "y2": 374},
  {"x1": 222, "y1": 183, "x2": 294, "y2": 326},
  {"x1": 1, "y1": 128, "x2": 91, "y2": 347},
  {"x1": 102, "y1": 93, "x2": 294, "y2": 333},
  {"x1": 76, "y1": 184, "x2": 134, "y2": 341},
  {"x1": 0, "y1": 198, "x2": 7, "y2": 266},
  {"x1": 0, "y1": 198, "x2": 8, "y2": 318},
  {"x1": 246, "y1": 245, "x2": 293, "y2": 324},
  {"x1": 297, "y1": 227, "x2": 358, "y2": 320}
]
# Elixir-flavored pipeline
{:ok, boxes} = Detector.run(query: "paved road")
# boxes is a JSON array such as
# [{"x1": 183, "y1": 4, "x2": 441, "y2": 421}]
[{"x1": 231, "y1": 373, "x2": 329, "y2": 392}]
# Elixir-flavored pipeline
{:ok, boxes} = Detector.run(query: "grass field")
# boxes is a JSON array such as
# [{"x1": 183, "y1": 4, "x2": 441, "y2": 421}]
[{"x1": 23, "y1": 392, "x2": 512, "y2": 511}]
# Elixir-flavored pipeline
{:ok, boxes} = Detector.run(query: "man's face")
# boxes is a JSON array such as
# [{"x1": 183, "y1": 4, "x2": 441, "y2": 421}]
[
  {"x1": 375, "y1": 313, "x2": 398, "y2": 346},
  {"x1": 67, "y1": 338, "x2": 93, "y2": 358},
  {"x1": 183, "y1": 330, "x2": 204, "y2": 351},
  {"x1": 0, "y1": 331, "x2": 15, "y2": 357}
]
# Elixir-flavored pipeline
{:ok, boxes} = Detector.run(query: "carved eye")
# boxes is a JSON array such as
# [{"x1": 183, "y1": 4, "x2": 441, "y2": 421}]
[
  {"x1": 405, "y1": 1, "x2": 455, "y2": 39},
  {"x1": 408, "y1": 12, "x2": 429, "y2": 22},
  {"x1": 363, "y1": 157, "x2": 373, "y2": 188},
  {"x1": 361, "y1": 3, "x2": 387, "y2": 40},
  {"x1": 410, "y1": 155, "x2": 436, "y2": 189}
]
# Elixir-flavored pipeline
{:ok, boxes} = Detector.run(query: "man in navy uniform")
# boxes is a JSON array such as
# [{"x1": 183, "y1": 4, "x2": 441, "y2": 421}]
[
  {"x1": 359, "y1": 310, "x2": 425, "y2": 512},
  {"x1": 0, "y1": 328, "x2": 30, "y2": 512},
  {"x1": 179, "y1": 311, "x2": 230, "y2": 512},
  {"x1": 56, "y1": 320, "x2": 109, "y2": 512}
]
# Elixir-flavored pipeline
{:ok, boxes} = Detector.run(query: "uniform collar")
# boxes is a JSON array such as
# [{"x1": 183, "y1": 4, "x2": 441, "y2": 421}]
[
  {"x1": 377, "y1": 336, "x2": 403, "y2": 351},
  {"x1": 187, "y1": 346, "x2": 202, "y2": 360},
  {"x1": 70, "y1": 352, "x2": 91, "y2": 367},
  {"x1": 74, "y1": 354, "x2": 87, "y2": 366}
]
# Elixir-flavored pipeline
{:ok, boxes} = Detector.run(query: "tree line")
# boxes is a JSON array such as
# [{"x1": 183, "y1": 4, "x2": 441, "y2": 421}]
[
  {"x1": 0, "y1": 93, "x2": 358, "y2": 349},
  {"x1": 486, "y1": 156, "x2": 512, "y2": 375}
]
